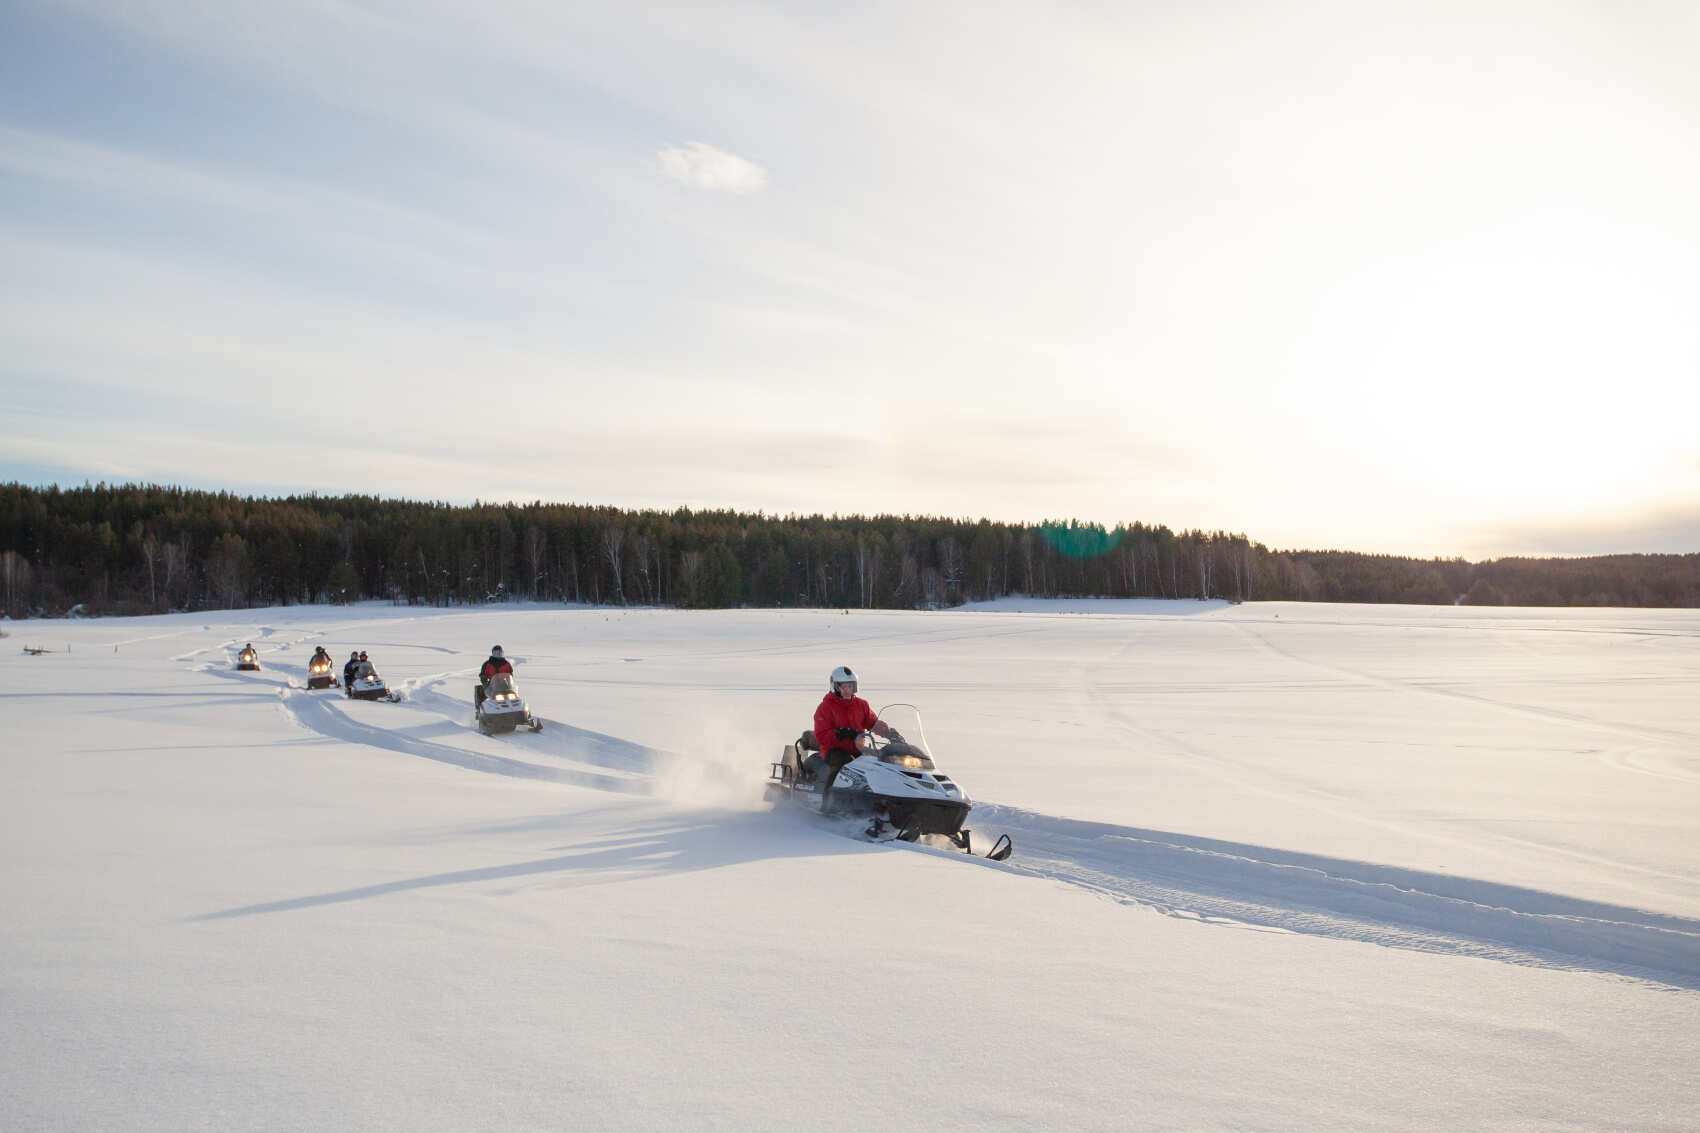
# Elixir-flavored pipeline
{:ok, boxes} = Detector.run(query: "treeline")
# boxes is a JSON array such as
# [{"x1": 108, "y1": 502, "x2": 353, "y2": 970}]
[
  {"x1": 1259, "y1": 550, "x2": 1700, "y2": 607},
  {"x1": 1, "y1": 483, "x2": 1696, "y2": 616}
]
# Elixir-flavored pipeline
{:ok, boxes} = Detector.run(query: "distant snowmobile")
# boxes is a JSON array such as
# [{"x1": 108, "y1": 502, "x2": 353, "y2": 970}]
[
  {"x1": 766, "y1": 703, "x2": 1011, "y2": 861},
  {"x1": 475, "y1": 672, "x2": 543, "y2": 735},
  {"x1": 236, "y1": 645, "x2": 260, "y2": 671},
  {"x1": 345, "y1": 662, "x2": 400, "y2": 702}
]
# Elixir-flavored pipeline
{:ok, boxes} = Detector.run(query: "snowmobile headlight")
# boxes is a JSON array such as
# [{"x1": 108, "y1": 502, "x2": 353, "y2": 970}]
[{"x1": 883, "y1": 752, "x2": 925, "y2": 770}]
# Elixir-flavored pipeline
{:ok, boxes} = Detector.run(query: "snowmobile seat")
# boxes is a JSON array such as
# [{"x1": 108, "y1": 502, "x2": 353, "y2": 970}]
[{"x1": 799, "y1": 753, "x2": 827, "y2": 786}]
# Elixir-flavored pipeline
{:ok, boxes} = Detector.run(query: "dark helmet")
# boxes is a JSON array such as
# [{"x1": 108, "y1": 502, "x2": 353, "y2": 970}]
[
  {"x1": 359, "y1": 650, "x2": 369, "y2": 661},
  {"x1": 491, "y1": 645, "x2": 504, "y2": 659},
  {"x1": 350, "y1": 652, "x2": 359, "y2": 661}
]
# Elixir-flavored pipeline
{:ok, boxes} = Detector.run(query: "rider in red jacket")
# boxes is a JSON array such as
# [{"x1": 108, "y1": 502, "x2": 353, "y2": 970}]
[
  {"x1": 813, "y1": 665, "x2": 894, "y2": 793},
  {"x1": 480, "y1": 645, "x2": 513, "y2": 684},
  {"x1": 475, "y1": 645, "x2": 514, "y2": 709}
]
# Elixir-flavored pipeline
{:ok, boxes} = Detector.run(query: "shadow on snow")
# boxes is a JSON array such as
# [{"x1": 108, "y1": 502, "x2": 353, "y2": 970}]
[
  {"x1": 183, "y1": 809, "x2": 861, "y2": 922},
  {"x1": 976, "y1": 805, "x2": 1700, "y2": 992}
]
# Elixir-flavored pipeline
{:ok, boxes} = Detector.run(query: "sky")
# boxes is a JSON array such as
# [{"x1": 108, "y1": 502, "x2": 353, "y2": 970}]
[{"x1": 2, "y1": 0, "x2": 1698, "y2": 558}]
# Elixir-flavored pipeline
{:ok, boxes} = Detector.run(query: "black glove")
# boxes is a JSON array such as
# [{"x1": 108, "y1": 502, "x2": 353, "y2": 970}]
[{"x1": 835, "y1": 727, "x2": 858, "y2": 741}]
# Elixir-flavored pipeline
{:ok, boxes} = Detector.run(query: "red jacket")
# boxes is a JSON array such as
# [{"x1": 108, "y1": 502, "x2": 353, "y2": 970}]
[
  {"x1": 480, "y1": 657, "x2": 513, "y2": 683},
  {"x1": 815, "y1": 693, "x2": 878, "y2": 757}
]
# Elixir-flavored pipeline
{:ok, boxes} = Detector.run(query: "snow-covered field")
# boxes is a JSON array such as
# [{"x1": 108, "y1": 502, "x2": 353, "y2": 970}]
[{"x1": 4, "y1": 600, "x2": 1698, "y2": 1130}]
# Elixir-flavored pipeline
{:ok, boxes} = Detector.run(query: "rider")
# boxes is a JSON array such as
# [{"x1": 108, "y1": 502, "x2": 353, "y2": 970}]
[
  {"x1": 475, "y1": 645, "x2": 514, "y2": 709},
  {"x1": 812, "y1": 665, "x2": 895, "y2": 795},
  {"x1": 310, "y1": 645, "x2": 330, "y2": 666},
  {"x1": 343, "y1": 650, "x2": 360, "y2": 691}
]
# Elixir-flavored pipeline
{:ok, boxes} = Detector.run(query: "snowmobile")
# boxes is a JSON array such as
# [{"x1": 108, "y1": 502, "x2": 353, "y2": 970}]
[
  {"x1": 306, "y1": 655, "x2": 337, "y2": 690},
  {"x1": 236, "y1": 645, "x2": 260, "y2": 671},
  {"x1": 345, "y1": 663, "x2": 401, "y2": 702},
  {"x1": 766, "y1": 704, "x2": 1011, "y2": 861},
  {"x1": 475, "y1": 671, "x2": 543, "y2": 735}
]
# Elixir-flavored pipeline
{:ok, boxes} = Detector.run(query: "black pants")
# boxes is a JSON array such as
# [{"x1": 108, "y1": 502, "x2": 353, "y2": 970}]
[{"x1": 820, "y1": 750, "x2": 854, "y2": 800}]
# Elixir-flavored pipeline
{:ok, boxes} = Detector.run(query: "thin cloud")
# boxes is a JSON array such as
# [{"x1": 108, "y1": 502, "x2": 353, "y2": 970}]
[{"x1": 657, "y1": 142, "x2": 768, "y2": 193}]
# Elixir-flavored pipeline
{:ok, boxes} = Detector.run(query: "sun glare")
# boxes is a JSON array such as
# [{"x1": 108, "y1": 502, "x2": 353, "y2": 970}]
[{"x1": 1284, "y1": 207, "x2": 1700, "y2": 527}]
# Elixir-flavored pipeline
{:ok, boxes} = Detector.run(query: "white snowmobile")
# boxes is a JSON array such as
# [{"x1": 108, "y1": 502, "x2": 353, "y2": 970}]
[
  {"x1": 236, "y1": 645, "x2": 260, "y2": 671},
  {"x1": 306, "y1": 654, "x2": 337, "y2": 690},
  {"x1": 345, "y1": 662, "x2": 400, "y2": 702},
  {"x1": 766, "y1": 703, "x2": 1011, "y2": 861},
  {"x1": 475, "y1": 672, "x2": 543, "y2": 735}
]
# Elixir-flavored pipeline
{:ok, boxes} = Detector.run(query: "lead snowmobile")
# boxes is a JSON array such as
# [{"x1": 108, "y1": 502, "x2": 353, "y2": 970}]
[
  {"x1": 475, "y1": 671, "x2": 543, "y2": 735},
  {"x1": 236, "y1": 644, "x2": 260, "y2": 671},
  {"x1": 766, "y1": 704, "x2": 1011, "y2": 861}
]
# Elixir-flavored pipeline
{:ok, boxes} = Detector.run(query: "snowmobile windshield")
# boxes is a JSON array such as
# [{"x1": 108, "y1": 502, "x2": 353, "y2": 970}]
[
  {"x1": 872, "y1": 704, "x2": 932, "y2": 767},
  {"x1": 485, "y1": 672, "x2": 517, "y2": 696}
]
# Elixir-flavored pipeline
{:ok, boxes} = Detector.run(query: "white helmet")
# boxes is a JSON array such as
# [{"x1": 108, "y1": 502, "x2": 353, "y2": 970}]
[{"x1": 829, "y1": 665, "x2": 857, "y2": 697}]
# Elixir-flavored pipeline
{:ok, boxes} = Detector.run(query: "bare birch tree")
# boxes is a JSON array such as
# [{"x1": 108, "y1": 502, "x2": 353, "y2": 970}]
[
  {"x1": 1, "y1": 549, "x2": 30, "y2": 616},
  {"x1": 161, "y1": 541, "x2": 188, "y2": 609},
  {"x1": 140, "y1": 534, "x2": 160, "y2": 609},
  {"x1": 938, "y1": 536, "x2": 964, "y2": 600},
  {"x1": 633, "y1": 534, "x2": 656, "y2": 604},
  {"x1": 856, "y1": 534, "x2": 868, "y2": 608},
  {"x1": 679, "y1": 550, "x2": 703, "y2": 607},
  {"x1": 601, "y1": 527, "x2": 625, "y2": 604},
  {"x1": 523, "y1": 525, "x2": 548, "y2": 599}
]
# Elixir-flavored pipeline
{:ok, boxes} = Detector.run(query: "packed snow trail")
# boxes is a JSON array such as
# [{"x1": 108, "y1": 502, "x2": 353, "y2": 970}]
[
  {"x1": 281, "y1": 686, "x2": 656, "y2": 793},
  {"x1": 964, "y1": 805, "x2": 1700, "y2": 990}
]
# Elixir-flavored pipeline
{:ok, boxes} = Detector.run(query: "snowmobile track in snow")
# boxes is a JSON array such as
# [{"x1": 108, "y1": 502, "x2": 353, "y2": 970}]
[
  {"x1": 278, "y1": 683, "x2": 658, "y2": 794},
  {"x1": 973, "y1": 805, "x2": 1700, "y2": 992}
]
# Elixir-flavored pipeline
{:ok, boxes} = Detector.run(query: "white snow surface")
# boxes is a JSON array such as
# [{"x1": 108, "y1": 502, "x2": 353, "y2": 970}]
[{"x1": 4, "y1": 600, "x2": 1698, "y2": 1130}]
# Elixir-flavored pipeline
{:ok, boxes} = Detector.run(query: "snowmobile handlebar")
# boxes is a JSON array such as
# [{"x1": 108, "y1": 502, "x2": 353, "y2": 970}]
[{"x1": 849, "y1": 726, "x2": 904, "y2": 752}]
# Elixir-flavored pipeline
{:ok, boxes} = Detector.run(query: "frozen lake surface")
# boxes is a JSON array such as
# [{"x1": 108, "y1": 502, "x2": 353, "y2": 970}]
[{"x1": 4, "y1": 600, "x2": 1698, "y2": 1129}]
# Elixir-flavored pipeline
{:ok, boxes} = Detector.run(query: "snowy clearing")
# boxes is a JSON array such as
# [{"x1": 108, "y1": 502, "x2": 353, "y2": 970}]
[{"x1": 3, "y1": 600, "x2": 1698, "y2": 1130}]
